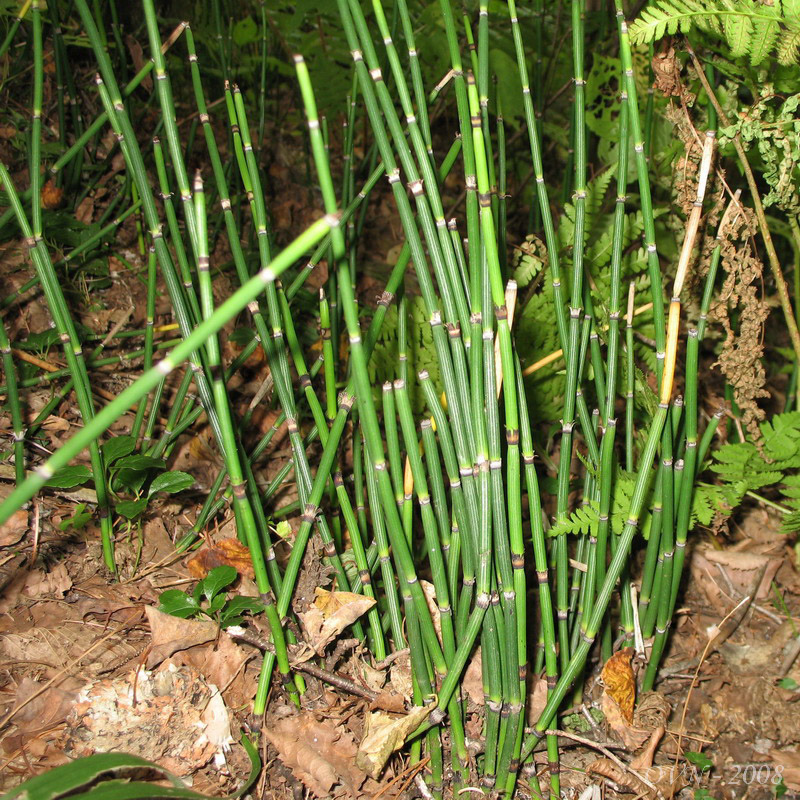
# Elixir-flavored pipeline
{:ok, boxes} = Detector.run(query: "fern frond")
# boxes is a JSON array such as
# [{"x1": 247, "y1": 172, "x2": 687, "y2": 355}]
[
  {"x1": 724, "y1": 11, "x2": 753, "y2": 58},
  {"x1": 629, "y1": 0, "x2": 800, "y2": 65},
  {"x1": 749, "y1": 14, "x2": 780, "y2": 63},
  {"x1": 777, "y1": 30, "x2": 800, "y2": 65},
  {"x1": 549, "y1": 505, "x2": 599, "y2": 538},
  {"x1": 778, "y1": 474, "x2": 800, "y2": 533},
  {"x1": 629, "y1": 0, "x2": 724, "y2": 43}
]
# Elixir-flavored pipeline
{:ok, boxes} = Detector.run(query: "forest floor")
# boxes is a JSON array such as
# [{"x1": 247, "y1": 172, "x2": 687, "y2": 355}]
[{"x1": 1, "y1": 457, "x2": 799, "y2": 799}]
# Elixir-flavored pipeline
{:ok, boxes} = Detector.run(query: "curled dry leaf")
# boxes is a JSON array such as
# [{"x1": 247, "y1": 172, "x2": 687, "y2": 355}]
[
  {"x1": 9, "y1": 675, "x2": 83, "y2": 738},
  {"x1": 389, "y1": 652, "x2": 413, "y2": 702},
  {"x1": 22, "y1": 564, "x2": 72, "y2": 599},
  {"x1": 630, "y1": 726, "x2": 664, "y2": 771},
  {"x1": 601, "y1": 648, "x2": 636, "y2": 724},
  {"x1": 420, "y1": 580, "x2": 442, "y2": 643},
  {"x1": 176, "y1": 633, "x2": 254, "y2": 709},
  {"x1": 187, "y1": 537, "x2": 255, "y2": 580},
  {"x1": 299, "y1": 587, "x2": 376, "y2": 655},
  {"x1": 634, "y1": 692, "x2": 671, "y2": 731},
  {"x1": 357, "y1": 658, "x2": 387, "y2": 693},
  {"x1": 601, "y1": 693, "x2": 649, "y2": 751},
  {"x1": 356, "y1": 705, "x2": 431, "y2": 779},
  {"x1": 263, "y1": 712, "x2": 367, "y2": 798},
  {"x1": 601, "y1": 648, "x2": 650, "y2": 750},
  {"x1": 369, "y1": 690, "x2": 406, "y2": 713},
  {"x1": 695, "y1": 545, "x2": 781, "y2": 602},
  {"x1": 41, "y1": 179, "x2": 64, "y2": 210}
]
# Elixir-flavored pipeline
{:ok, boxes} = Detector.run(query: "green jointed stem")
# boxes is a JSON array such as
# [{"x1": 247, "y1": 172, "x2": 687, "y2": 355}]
[
  {"x1": 131, "y1": 246, "x2": 157, "y2": 442},
  {"x1": 616, "y1": 5, "x2": 666, "y2": 371},
  {"x1": 419, "y1": 418, "x2": 453, "y2": 575},
  {"x1": 333, "y1": 469, "x2": 386, "y2": 659},
  {"x1": 0, "y1": 208, "x2": 334, "y2": 519},
  {"x1": 191, "y1": 170, "x2": 298, "y2": 705},
  {"x1": 232, "y1": 79, "x2": 359, "y2": 654},
  {"x1": 523, "y1": 402, "x2": 669, "y2": 752},
  {"x1": 0, "y1": 0, "x2": 30, "y2": 62},
  {"x1": 0, "y1": 163, "x2": 116, "y2": 572},
  {"x1": 0, "y1": 318, "x2": 25, "y2": 487},
  {"x1": 625, "y1": 282, "x2": 636, "y2": 471},
  {"x1": 363, "y1": 431, "x2": 405, "y2": 648},
  {"x1": 319, "y1": 289, "x2": 337, "y2": 422},
  {"x1": 394, "y1": 379, "x2": 456, "y2": 663},
  {"x1": 294, "y1": 51, "x2": 473, "y2": 777}
]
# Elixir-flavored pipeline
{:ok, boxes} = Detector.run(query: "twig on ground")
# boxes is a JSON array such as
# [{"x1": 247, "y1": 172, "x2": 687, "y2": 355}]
[
  {"x1": 546, "y1": 728, "x2": 663, "y2": 799},
  {"x1": 227, "y1": 625, "x2": 379, "y2": 701}
]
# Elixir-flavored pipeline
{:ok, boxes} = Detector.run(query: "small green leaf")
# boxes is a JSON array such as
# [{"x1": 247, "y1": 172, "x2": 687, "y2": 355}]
[
  {"x1": 220, "y1": 596, "x2": 265, "y2": 627},
  {"x1": 199, "y1": 565, "x2": 237, "y2": 602},
  {"x1": 102, "y1": 435, "x2": 136, "y2": 465},
  {"x1": 206, "y1": 594, "x2": 227, "y2": 616},
  {"x1": 779, "y1": 677, "x2": 799, "y2": 690},
  {"x1": 114, "y1": 454, "x2": 167, "y2": 472},
  {"x1": 59, "y1": 503, "x2": 92, "y2": 531},
  {"x1": 158, "y1": 590, "x2": 201, "y2": 619},
  {"x1": 115, "y1": 497, "x2": 148, "y2": 519},
  {"x1": 232, "y1": 15, "x2": 258, "y2": 46},
  {"x1": 44, "y1": 465, "x2": 92, "y2": 489},
  {"x1": 685, "y1": 751, "x2": 713, "y2": 773},
  {"x1": 229, "y1": 327, "x2": 257, "y2": 347},
  {"x1": 114, "y1": 456, "x2": 166, "y2": 494},
  {"x1": 149, "y1": 471, "x2": 195, "y2": 497}
]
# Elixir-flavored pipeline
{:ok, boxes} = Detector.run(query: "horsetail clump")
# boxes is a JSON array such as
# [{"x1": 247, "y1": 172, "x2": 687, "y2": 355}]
[{"x1": 0, "y1": 0, "x2": 743, "y2": 796}]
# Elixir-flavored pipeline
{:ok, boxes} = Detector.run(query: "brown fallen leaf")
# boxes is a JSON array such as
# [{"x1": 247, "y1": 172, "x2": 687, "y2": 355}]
[
  {"x1": 75, "y1": 196, "x2": 95, "y2": 225},
  {"x1": 125, "y1": 34, "x2": 153, "y2": 91},
  {"x1": 8, "y1": 675, "x2": 83, "y2": 738},
  {"x1": 389, "y1": 652, "x2": 413, "y2": 702},
  {"x1": 463, "y1": 647, "x2": 484, "y2": 705},
  {"x1": 41, "y1": 179, "x2": 64, "y2": 210},
  {"x1": 420, "y1": 580, "x2": 442, "y2": 643},
  {"x1": 176, "y1": 633, "x2": 254, "y2": 709},
  {"x1": 770, "y1": 748, "x2": 800, "y2": 791},
  {"x1": 601, "y1": 650, "x2": 655, "y2": 751},
  {"x1": 264, "y1": 712, "x2": 367, "y2": 797},
  {"x1": 187, "y1": 537, "x2": 255, "y2": 580},
  {"x1": 369, "y1": 690, "x2": 406, "y2": 713},
  {"x1": 0, "y1": 508, "x2": 27, "y2": 546},
  {"x1": 692, "y1": 546, "x2": 781, "y2": 613},
  {"x1": 145, "y1": 606, "x2": 217, "y2": 668},
  {"x1": 22, "y1": 564, "x2": 72, "y2": 599},
  {"x1": 602, "y1": 692, "x2": 650, "y2": 751},
  {"x1": 356, "y1": 705, "x2": 431, "y2": 779},
  {"x1": 299, "y1": 588, "x2": 376, "y2": 655},
  {"x1": 526, "y1": 675, "x2": 549, "y2": 726},
  {"x1": 357, "y1": 658, "x2": 387, "y2": 693},
  {"x1": 601, "y1": 647, "x2": 636, "y2": 724},
  {"x1": 630, "y1": 726, "x2": 664, "y2": 771}
]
